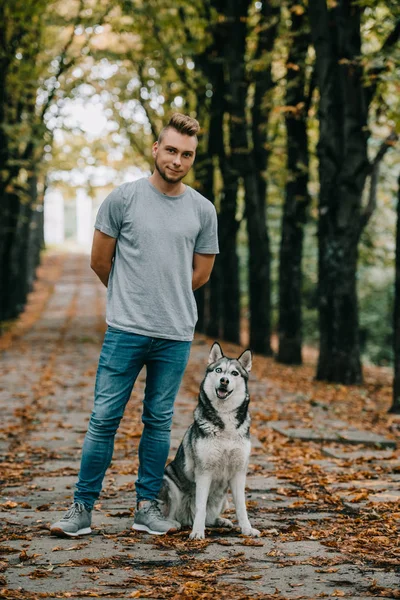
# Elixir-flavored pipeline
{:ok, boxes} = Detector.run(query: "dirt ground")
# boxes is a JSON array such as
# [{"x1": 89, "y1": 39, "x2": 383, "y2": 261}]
[{"x1": 0, "y1": 251, "x2": 399, "y2": 599}]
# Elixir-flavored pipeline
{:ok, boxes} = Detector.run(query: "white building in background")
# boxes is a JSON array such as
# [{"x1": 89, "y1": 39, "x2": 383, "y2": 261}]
[
  {"x1": 44, "y1": 187, "x2": 99, "y2": 251},
  {"x1": 44, "y1": 189, "x2": 64, "y2": 245},
  {"x1": 44, "y1": 169, "x2": 145, "y2": 251},
  {"x1": 76, "y1": 188, "x2": 94, "y2": 250}
]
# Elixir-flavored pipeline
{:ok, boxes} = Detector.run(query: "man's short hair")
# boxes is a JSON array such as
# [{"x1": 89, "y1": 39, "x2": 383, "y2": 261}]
[{"x1": 158, "y1": 113, "x2": 200, "y2": 144}]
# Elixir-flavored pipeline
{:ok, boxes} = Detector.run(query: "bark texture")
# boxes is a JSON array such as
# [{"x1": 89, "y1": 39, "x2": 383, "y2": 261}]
[
  {"x1": 391, "y1": 175, "x2": 400, "y2": 413},
  {"x1": 309, "y1": 0, "x2": 370, "y2": 383},
  {"x1": 0, "y1": 7, "x2": 44, "y2": 326},
  {"x1": 245, "y1": 0, "x2": 280, "y2": 355},
  {"x1": 278, "y1": 3, "x2": 310, "y2": 365}
]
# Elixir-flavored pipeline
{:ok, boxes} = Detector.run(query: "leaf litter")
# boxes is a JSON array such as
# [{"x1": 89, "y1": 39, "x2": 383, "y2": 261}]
[{"x1": 0, "y1": 253, "x2": 399, "y2": 599}]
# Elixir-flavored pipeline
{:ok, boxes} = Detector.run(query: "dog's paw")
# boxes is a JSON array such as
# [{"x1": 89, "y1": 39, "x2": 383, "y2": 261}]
[
  {"x1": 241, "y1": 526, "x2": 261, "y2": 537},
  {"x1": 189, "y1": 529, "x2": 205, "y2": 540},
  {"x1": 214, "y1": 517, "x2": 234, "y2": 528}
]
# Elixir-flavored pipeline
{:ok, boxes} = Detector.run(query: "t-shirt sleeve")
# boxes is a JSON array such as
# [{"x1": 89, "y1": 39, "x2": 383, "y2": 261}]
[
  {"x1": 94, "y1": 185, "x2": 125, "y2": 238},
  {"x1": 194, "y1": 202, "x2": 219, "y2": 254}
]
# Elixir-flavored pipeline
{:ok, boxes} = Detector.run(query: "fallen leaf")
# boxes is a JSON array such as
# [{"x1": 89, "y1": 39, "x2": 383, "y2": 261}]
[
  {"x1": 240, "y1": 538, "x2": 264, "y2": 546},
  {"x1": 0, "y1": 501, "x2": 18, "y2": 509}
]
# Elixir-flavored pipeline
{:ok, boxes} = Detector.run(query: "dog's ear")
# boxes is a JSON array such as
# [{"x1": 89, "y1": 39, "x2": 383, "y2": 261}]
[
  {"x1": 238, "y1": 349, "x2": 252, "y2": 372},
  {"x1": 208, "y1": 341, "x2": 223, "y2": 364}
]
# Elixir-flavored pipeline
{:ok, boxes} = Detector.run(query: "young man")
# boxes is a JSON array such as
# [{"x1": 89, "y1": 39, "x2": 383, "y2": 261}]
[{"x1": 51, "y1": 114, "x2": 219, "y2": 537}]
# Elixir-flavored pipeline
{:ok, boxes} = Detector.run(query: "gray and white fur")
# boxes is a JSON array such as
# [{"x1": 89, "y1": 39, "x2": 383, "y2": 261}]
[{"x1": 158, "y1": 342, "x2": 260, "y2": 539}]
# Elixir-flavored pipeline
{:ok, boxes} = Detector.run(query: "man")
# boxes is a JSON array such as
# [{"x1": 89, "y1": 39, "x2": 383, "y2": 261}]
[{"x1": 51, "y1": 113, "x2": 219, "y2": 537}]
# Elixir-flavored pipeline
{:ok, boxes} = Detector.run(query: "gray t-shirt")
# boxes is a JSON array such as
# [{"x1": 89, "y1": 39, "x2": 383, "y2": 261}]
[{"x1": 94, "y1": 177, "x2": 219, "y2": 341}]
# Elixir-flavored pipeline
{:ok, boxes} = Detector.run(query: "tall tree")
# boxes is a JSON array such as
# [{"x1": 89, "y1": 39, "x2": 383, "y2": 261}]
[
  {"x1": 277, "y1": 2, "x2": 311, "y2": 364},
  {"x1": 194, "y1": 1, "x2": 233, "y2": 340},
  {"x1": 217, "y1": 0, "x2": 280, "y2": 353},
  {"x1": 0, "y1": 0, "x2": 110, "y2": 326},
  {"x1": 390, "y1": 179, "x2": 400, "y2": 413},
  {"x1": 245, "y1": 0, "x2": 280, "y2": 355},
  {"x1": 0, "y1": 0, "x2": 48, "y2": 323},
  {"x1": 309, "y1": 0, "x2": 399, "y2": 383}
]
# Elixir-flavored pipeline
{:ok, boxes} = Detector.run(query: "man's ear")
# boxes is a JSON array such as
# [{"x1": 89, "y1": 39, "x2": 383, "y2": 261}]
[
  {"x1": 152, "y1": 141, "x2": 158, "y2": 158},
  {"x1": 208, "y1": 341, "x2": 223, "y2": 365},
  {"x1": 238, "y1": 349, "x2": 252, "y2": 373}
]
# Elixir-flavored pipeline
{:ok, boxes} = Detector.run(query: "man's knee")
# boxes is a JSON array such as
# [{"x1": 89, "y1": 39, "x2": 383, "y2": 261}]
[
  {"x1": 88, "y1": 413, "x2": 121, "y2": 437},
  {"x1": 141, "y1": 411, "x2": 173, "y2": 432}
]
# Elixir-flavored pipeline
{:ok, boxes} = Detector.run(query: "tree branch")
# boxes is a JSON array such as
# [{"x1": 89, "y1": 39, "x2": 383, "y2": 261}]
[
  {"x1": 40, "y1": 1, "x2": 114, "y2": 121},
  {"x1": 304, "y1": 65, "x2": 316, "y2": 115},
  {"x1": 380, "y1": 18, "x2": 400, "y2": 52},
  {"x1": 141, "y1": 5, "x2": 198, "y2": 94},
  {"x1": 360, "y1": 130, "x2": 399, "y2": 231},
  {"x1": 364, "y1": 19, "x2": 400, "y2": 107},
  {"x1": 39, "y1": 0, "x2": 85, "y2": 121},
  {"x1": 136, "y1": 60, "x2": 160, "y2": 141}
]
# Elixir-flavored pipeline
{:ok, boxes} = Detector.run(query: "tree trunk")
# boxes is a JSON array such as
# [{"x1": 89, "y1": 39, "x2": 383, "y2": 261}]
[
  {"x1": 10, "y1": 197, "x2": 33, "y2": 317},
  {"x1": 0, "y1": 192, "x2": 21, "y2": 322},
  {"x1": 247, "y1": 0, "x2": 280, "y2": 355},
  {"x1": 278, "y1": 3, "x2": 310, "y2": 364},
  {"x1": 205, "y1": 257, "x2": 222, "y2": 339},
  {"x1": 200, "y1": 0, "x2": 242, "y2": 343},
  {"x1": 193, "y1": 110, "x2": 214, "y2": 333},
  {"x1": 220, "y1": 0, "x2": 276, "y2": 354},
  {"x1": 0, "y1": 6, "x2": 45, "y2": 327},
  {"x1": 244, "y1": 173, "x2": 272, "y2": 353},
  {"x1": 309, "y1": 0, "x2": 369, "y2": 383},
  {"x1": 390, "y1": 175, "x2": 400, "y2": 413},
  {"x1": 219, "y1": 163, "x2": 240, "y2": 343}
]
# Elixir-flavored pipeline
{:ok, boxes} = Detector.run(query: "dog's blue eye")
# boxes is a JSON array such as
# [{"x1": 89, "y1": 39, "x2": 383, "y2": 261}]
[
  {"x1": 215, "y1": 367, "x2": 222, "y2": 373},
  {"x1": 231, "y1": 370, "x2": 239, "y2": 376}
]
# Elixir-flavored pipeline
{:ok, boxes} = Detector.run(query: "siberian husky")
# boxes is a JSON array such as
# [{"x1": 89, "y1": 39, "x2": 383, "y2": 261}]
[{"x1": 158, "y1": 342, "x2": 260, "y2": 539}]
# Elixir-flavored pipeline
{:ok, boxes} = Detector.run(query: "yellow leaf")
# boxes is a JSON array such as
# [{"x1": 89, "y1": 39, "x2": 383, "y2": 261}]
[{"x1": 291, "y1": 4, "x2": 305, "y2": 15}]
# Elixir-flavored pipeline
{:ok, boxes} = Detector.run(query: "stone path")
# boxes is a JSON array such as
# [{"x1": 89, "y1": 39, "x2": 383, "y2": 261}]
[{"x1": 0, "y1": 253, "x2": 399, "y2": 599}]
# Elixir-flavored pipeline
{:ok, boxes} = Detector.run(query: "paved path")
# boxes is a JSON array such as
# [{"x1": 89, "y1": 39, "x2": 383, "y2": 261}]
[{"x1": 0, "y1": 253, "x2": 399, "y2": 599}]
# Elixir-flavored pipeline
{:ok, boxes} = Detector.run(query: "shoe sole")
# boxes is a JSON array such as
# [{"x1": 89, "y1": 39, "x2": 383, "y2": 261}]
[
  {"x1": 50, "y1": 526, "x2": 92, "y2": 538},
  {"x1": 132, "y1": 523, "x2": 179, "y2": 535}
]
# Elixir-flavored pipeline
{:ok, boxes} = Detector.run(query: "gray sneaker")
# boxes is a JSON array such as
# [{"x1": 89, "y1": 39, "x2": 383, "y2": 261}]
[
  {"x1": 132, "y1": 500, "x2": 181, "y2": 535},
  {"x1": 50, "y1": 502, "x2": 92, "y2": 538}
]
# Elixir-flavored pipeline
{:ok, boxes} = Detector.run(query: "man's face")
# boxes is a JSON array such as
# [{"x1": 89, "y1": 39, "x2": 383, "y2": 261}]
[{"x1": 152, "y1": 128, "x2": 197, "y2": 184}]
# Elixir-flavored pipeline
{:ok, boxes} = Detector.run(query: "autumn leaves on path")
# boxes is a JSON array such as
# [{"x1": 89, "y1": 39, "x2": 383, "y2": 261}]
[{"x1": 0, "y1": 252, "x2": 399, "y2": 599}]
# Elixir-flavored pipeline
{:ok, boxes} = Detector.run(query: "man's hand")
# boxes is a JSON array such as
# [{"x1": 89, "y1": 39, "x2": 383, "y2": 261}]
[
  {"x1": 90, "y1": 229, "x2": 117, "y2": 287},
  {"x1": 192, "y1": 253, "x2": 215, "y2": 291}
]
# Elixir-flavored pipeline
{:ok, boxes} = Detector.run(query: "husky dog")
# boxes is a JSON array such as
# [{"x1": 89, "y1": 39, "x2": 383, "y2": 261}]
[{"x1": 158, "y1": 342, "x2": 260, "y2": 539}]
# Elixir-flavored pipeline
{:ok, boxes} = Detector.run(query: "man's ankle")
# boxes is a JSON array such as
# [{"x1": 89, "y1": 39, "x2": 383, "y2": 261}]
[{"x1": 137, "y1": 499, "x2": 152, "y2": 510}]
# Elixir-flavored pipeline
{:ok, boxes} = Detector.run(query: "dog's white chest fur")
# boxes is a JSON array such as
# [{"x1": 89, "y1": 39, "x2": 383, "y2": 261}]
[{"x1": 194, "y1": 434, "x2": 250, "y2": 480}]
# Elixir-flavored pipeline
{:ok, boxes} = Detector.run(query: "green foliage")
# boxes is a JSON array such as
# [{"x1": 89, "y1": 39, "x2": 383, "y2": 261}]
[{"x1": 2, "y1": 0, "x2": 399, "y2": 366}]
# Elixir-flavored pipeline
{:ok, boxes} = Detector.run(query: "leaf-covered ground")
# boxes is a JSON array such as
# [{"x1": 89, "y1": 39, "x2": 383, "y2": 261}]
[{"x1": 0, "y1": 252, "x2": 399, "y2": 599}]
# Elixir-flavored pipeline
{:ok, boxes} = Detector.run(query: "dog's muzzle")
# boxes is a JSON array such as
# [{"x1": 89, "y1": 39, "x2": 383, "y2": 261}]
[{"x1": 216, "y1": 386, "x2": 232, "y2": 400}]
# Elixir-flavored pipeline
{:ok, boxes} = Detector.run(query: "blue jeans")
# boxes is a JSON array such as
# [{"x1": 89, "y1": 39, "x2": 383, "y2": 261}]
[{"x1": 74, "y1": 327, "x2": 191, "y2": 510}]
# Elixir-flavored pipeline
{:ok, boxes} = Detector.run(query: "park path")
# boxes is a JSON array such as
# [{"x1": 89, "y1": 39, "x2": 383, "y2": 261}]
[{"x1": 0, "y1": 252, "x2": 399, "y2": 599}]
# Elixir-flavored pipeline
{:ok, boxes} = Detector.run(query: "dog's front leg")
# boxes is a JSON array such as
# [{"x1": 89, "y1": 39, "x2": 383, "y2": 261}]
[
  {"x1": 189, "y1": 472, "x2": 212, "y2": 540},
  {"x1": 230, "y1": 471, "x2": 260, "y2": 537}
]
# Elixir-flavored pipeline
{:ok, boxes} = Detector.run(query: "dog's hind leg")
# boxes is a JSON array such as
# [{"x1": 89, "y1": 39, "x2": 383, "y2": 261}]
[
  {"x1": 206, "y1": 495, "x2": 234, "y2": 529},
  {"x1": 189, "y1": 472, "x2": 212, "y2": 540},
  {"x1": 230, "y1": 471, "x2": 260, "y2": 537},
  {"x1": 212, "y1": 517, "x2": 234, "y2": 528}
]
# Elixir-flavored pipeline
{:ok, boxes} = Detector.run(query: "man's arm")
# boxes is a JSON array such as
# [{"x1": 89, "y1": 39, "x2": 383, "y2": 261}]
[
  {"x1": 90, "y1": 229, "x2": 117, "y2": 287},
  {"x1": 192, "y1": 253, "x2": 216, "y2": 291}
]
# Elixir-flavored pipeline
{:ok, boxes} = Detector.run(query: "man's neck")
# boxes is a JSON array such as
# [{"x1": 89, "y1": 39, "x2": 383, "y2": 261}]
[{"x1": 148, "y1": 172, "x2": 186, "y2": 196}]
